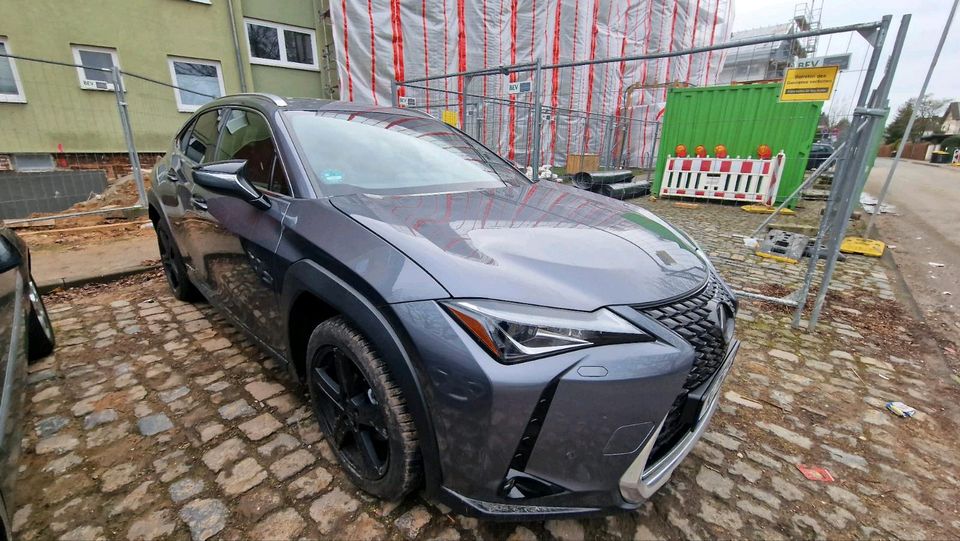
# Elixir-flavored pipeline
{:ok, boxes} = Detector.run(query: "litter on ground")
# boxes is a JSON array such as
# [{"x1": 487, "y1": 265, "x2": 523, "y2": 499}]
[
  {"x1": 860, "y1": 193, "x2": 897, "y2": 215},
  {"x1": 796, "y1": 464, "x2": 835, "y2": 482},
  {"x1": 886, "y1": 401, "x2": 917, "y2": 418}
]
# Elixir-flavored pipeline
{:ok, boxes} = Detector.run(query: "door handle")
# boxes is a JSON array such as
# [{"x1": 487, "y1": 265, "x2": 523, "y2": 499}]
[
  {"x1": 190, "y1": 196, "x2": 208, "y2": 211},
  {"x1": 166, "y1": 169, "x2": 179, "y2": 182}
]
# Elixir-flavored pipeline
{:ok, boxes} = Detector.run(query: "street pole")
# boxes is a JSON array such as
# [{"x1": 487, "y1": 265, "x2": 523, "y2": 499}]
[{"x1": 865, "y1": 0, "x2": 959, "y2": 239}]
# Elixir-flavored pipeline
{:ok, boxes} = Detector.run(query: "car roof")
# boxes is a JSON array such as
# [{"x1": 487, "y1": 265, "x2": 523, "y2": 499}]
[{"x1": 201, "y1": 93, "x2": 430, "y2": 119}]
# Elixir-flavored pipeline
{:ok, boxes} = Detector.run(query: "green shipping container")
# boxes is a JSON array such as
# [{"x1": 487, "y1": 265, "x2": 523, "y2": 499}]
[{"x1": 653, "y1": 83, "x2": 823, "y2": 206}]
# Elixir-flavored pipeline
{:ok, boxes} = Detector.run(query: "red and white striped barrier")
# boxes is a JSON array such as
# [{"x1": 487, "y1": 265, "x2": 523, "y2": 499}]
[{"x1": 660, "y1": 152, "x2": 786, "y2": 205}]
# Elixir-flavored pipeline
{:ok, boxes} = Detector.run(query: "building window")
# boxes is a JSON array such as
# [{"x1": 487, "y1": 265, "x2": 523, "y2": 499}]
[
  {"x1": 0, "y1": 38, "x2": 26, "y2": 103},
  {"x1": 168, "y1": 57, "x2": 225, "y2": 113},
  {"x1": 244, "y1": 18, "x2": 318, "y2": 71},
  {"x1": 71, "y1": 45, "x2": 120, "y2": 91}
]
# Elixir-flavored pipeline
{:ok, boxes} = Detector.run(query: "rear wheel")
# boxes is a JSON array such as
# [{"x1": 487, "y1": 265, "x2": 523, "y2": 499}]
[
  {"x1": 154, "y1": 219, "x2": 200, "y2": 302},
  {"x1": 305, "y1": 316, "x2": 422, "y2": 500},
  {"x1": 26, "y1": 275, "x2": 54, "y2": 361}
]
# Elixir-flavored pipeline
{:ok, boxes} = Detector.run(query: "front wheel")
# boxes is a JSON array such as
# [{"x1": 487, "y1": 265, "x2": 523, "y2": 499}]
[
  {"x1": 26, "y1": 275, "x2": 55, "y2": 361},
  {"x1": 305, "y1": 316, "x2": 422, "y2": 500}
]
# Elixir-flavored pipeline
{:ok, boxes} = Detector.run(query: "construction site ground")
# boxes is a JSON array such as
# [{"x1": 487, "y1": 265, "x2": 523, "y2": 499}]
[
  {"x1": 9, "y1": 171, "x2": 160, "y2": 290},
  {"x1": 11, "y1": 188, "x2": 960, "y2": 541}
]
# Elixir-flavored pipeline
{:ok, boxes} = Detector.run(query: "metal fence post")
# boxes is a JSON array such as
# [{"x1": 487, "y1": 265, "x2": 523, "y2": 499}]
[
  {"x1": 807, "y1": 15, "x2": 904, "y2": 331},
  {"x1": 112, "y1": 66, "x2": 147, "y2": 208},
  {"x1": 647, "y1": 121, "x2": 660, "y2": 184},
  {"x1": 531, "y1": 59, "x2": 543, "y2": 176}
]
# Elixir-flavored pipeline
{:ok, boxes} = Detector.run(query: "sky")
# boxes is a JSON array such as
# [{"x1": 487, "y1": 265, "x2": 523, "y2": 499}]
[{"x1": 731, "y1": 0, "x2": 959, "y2": 122}]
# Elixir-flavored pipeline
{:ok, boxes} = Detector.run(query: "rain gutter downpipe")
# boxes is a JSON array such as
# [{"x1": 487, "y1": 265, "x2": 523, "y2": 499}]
[{"x1": 227, "y1": 0, "x2": 249, "y2": 93}]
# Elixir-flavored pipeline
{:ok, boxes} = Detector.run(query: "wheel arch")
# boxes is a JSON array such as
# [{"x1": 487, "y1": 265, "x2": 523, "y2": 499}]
[{"x1": 280, "y1": 259, "x2": 443, "y2": 495}]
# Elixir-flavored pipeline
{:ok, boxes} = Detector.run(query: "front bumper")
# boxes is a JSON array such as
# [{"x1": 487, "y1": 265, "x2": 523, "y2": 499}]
[
  {"x1": 390, "y1": 297, "x2": 739, "y2": 520},
  {"x1": 620, "y1": 339, "x2": 739, "y2": 502}
]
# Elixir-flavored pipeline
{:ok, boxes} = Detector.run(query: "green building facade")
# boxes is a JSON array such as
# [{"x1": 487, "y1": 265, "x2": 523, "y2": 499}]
[{"x1": 0, "y1": 0, "x2": 338, "y2": 158}]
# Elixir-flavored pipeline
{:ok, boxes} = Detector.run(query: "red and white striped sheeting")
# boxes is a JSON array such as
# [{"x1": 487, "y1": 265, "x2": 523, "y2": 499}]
[
  {"x1": 329, "y1": 0, "x2": 734, "y2": 168},
  {"x1": 660, "y1": 152, "x2": 785, "y2": 205}
]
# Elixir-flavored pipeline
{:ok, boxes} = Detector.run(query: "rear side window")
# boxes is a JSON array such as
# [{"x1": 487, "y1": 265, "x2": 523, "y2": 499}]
[
  {"x1": 217, "y1": 109, "x2": 290, "y2": 195},
  {"x1": 183, "y1": 109, "x2": 221, "y2": 164}
]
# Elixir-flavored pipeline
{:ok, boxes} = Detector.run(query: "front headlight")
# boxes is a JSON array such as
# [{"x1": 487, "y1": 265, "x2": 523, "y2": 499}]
[{"x1": 441, "y1": 299, "x2": 652, "y2": 363}]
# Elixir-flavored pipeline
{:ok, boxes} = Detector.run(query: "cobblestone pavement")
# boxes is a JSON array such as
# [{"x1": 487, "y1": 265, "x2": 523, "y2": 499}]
[{"x1": 14, "y1": 201, "x2": 960, "y2": 540}]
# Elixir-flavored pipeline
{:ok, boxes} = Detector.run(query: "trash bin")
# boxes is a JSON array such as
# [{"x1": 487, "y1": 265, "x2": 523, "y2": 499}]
[{"x1": 930, "y1": 151, "x2": 951, "y2": 164}]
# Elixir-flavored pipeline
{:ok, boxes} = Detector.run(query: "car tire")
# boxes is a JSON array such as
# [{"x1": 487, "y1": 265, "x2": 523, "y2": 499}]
[
  {"x1": 26, "y1": 275, "x2": 55, "y2": 362},
  {"x1": 154, "y1": 219, "x2": 201, "y2": 302},
  {"x1": 305, "y1": 316, "x2": 422, "y2": 500}
]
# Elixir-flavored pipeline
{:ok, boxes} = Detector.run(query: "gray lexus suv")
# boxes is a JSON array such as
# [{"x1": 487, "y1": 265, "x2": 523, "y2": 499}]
[{"x1": 147, "y1": 94, "x2": 739, "y2": 519}]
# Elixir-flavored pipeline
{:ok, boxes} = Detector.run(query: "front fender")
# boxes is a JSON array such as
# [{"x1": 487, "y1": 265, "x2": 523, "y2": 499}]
[{"x1": 279, "y1": 259, "x2": 444, "y2": 496}]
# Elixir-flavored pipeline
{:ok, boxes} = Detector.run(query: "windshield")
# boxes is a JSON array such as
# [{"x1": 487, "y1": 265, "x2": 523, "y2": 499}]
[{"x1": 284, "y1": 110, "x2": 531, "y2": 196}]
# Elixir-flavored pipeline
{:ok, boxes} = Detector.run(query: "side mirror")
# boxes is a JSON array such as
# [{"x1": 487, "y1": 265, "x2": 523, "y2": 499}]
[{"x1": 193, "y1": 160, "x2": 271, "y2": 210}]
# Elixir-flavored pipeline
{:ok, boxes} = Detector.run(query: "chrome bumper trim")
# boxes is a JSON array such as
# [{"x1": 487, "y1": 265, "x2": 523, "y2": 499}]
[{"x1": 619, "y1": 339, "x2": 740, "y2": 502}]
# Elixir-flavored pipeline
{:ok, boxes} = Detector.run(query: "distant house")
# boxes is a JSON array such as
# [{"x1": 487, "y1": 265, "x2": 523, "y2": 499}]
[{"x1": 942, "y1": 102, "x2": 960, "y2": 135}]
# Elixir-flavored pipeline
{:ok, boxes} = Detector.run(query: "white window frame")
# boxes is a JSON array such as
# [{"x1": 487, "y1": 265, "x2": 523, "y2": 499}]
[
  {"x1": 71, "y1": 44, "x2": 120, "y2": 91},
  {"x1": 0, "y1": 38, "x2": 27, "y2": 103},
  {"x1": 243, "y1": 17, "x2": 319, "y2": 71},
  {"x1": 167, "y1": 56, "x2": 226, "y2": 113}
]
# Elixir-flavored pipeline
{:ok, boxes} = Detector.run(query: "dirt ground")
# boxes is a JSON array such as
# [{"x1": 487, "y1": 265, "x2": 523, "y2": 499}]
[
  {"x1": 863, "y1": 158, "x2": 960, "y2": 372},
  {"x1": 9, "y1": 170, "x2": 155, "y2": 250}
]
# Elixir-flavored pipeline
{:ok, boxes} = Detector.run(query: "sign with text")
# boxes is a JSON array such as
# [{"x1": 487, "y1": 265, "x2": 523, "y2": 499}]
[
  {"x1": 508, "y1": 80, "x2": 532, "y2": 94},
  {"x1": 793, "y1": 53, "x2": 852, "y2": 70},
  {"x1": 779, "y1": 65, "x2": 840, "y2": 102}
]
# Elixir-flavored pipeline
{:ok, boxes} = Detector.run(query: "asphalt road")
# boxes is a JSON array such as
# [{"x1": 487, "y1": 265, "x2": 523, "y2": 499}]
[{"x1": 863, "y1": 157, "x2": 960, "y2": 362}]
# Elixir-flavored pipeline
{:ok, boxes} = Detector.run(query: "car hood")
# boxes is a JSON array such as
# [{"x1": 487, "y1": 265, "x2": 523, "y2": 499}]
[{"x1": 330, "y1": 182, "x2": 709, "y2": 311}]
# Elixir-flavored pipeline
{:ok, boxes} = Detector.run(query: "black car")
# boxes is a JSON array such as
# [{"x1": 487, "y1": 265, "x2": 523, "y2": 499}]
[
  {"x1": 148, "y1": 94, "x2": 738, "y2": 519},
  {"x1": 807, "y1": 142, "x2": 834, "y2": 170},
  {"x1": 0, "y1": 224, "x2": 55, "y2": 537}
]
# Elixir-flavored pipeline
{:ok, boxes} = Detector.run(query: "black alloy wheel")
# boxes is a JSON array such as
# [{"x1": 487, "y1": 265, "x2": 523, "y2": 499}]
[
  {"x1": 304, "y1": 316, "x2": 421, "y2": 500},
  {"x1": 309, "y1": 344, "x2": 390, "y2": 480}
]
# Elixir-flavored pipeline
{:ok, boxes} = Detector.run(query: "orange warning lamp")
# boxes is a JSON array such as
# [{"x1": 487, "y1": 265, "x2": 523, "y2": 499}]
[
  {"x1": 674, "y1": 144, "x2": 688, "y2": 158},
  {"x1": 714, "y1": 144, "x2": 728, "y2": 158},
  {"x1": 757, "y1": 144, "x2": 772, "y2": 159},
  {"x1": 694, "y1": 145, "x2": 707, "y2": 158}
]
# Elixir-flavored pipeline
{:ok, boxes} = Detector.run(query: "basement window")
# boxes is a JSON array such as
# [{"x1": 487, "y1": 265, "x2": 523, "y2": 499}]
[
  {"x1": 244, "y1": 18, "x2": 318, "y2": 71},
  {"x1": 168, "y1": 57, "x2": 225, "y2": 113},
  {"x1": 0, "y1": 38, "x2": 26, "y2": 103},
  {"x1": 72, "y1": 45, "x2": 120, "y2": 91}
]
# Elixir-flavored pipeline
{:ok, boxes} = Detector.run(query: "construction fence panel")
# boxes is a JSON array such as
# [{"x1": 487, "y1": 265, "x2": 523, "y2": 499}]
[
  {"x1": 0, "y1": 55, "x2": 131, "y2": 220},
  {"x1": 396, "y1": 65, "x2": 662, "y2": 174}
]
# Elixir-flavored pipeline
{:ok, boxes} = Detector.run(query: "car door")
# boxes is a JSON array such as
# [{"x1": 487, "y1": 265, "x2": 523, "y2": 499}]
[
  {"x1": 188, "y1": 107, "x2": 291, "y2": 353},
  {"x1": 164, "y1": 108, "x2": 224, "y2": 274},
  {"x1": 0, "y1": 234, "x2": 27, "y2": 517}
]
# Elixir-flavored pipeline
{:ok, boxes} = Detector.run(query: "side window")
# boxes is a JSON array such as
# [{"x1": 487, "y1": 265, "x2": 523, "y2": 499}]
[
  {"x1": 183, "y1": 109, "x2": 221, "y2": 164},
  {"x1": 217, "y1": 109, "x2": 290, "y2": 195}
]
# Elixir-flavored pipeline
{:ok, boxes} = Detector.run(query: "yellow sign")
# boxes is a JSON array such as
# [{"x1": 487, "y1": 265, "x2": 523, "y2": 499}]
[
  {"x1": 441, "y1": 110, "x2": 459, "y2": 127},
  {"x1": 779, "y1": 65, "x2": 840, "y2": 102}
]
